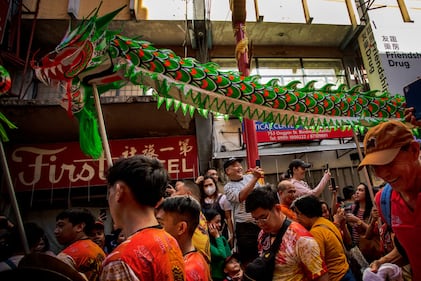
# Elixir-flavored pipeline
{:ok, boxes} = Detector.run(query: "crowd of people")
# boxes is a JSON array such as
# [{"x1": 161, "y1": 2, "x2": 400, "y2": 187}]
[{"x1": 0, "y1": 118, "x2": 420, "y2": 281}]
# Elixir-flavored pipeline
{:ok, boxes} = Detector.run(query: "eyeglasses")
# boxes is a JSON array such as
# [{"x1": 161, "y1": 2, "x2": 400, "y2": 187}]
[{"x1": 253, "y1": 212, "x2": 271, "y2": 224}]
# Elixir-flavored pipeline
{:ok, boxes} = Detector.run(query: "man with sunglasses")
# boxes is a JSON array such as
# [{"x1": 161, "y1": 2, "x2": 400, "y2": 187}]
[{"x1": 358, "y1": 120, "x2": 421, "y2": 280}]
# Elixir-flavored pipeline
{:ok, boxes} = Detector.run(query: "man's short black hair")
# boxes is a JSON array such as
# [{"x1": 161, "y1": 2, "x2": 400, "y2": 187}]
[
  {"x1": 291, "y1": 195, "x2": 322, "y2": 218},
  {"x1": 56, "y1": 208, "x2": 95, "y2": 234},
  {"x1": 161, "y1": 196, "x2": 201, "y2": 237},
  {"x1": 245, "y1": 185, "x2": 279, "y2": 213},
  {"x1": 205, "y1": 167, "x2": 218, "y2": 174},
  {"x1": 106, "y1": 155, "x2": 169, "y2": 207},
  {"x1": 179, "y1": 180, "x2": 201, "y2": 201}
]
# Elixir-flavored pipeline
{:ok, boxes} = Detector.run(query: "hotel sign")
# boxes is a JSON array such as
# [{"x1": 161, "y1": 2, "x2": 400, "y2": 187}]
[{"x1": 7, "y1": 136, "x2": 198, "y2": 192}]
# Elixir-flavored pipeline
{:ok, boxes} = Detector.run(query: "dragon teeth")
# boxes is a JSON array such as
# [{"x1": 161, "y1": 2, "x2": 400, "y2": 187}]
[
  {"x1": 50, "y1": 66, "x2": 57, "y2": 76},
  {"x1": 57, "y1": 64, "x2": 64, "y2": 74}
]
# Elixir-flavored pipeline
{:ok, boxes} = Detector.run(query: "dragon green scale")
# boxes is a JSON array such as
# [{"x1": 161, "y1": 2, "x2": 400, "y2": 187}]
[{"x1": 113, "y1": 36, "x2": 405, "y2": 121}]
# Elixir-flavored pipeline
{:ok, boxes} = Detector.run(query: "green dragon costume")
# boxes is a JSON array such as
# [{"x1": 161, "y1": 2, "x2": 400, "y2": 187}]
[{"x1": 30, "y1": 6, "x2": 407, "y2": 159}]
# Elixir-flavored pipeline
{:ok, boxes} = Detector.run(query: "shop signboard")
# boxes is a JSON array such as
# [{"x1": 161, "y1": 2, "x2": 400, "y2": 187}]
[
  {"x1": 6, "y1": 135, "x2": 198, "y2": 191},
  {"x1": 359, "y1": 6, "x2": 421, "y2": 96},
  {"x1": 251, "y1": 122, "x2": 353, "y2": 143}
]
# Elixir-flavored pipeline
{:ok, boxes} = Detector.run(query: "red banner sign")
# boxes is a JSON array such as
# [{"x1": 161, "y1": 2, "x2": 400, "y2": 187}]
[
  {"x1": 7, "y1": 136, "x2": 198, "y2": 192},
  {"x1": 251, "y1": 122, "x2": 354, "y2": 143}
]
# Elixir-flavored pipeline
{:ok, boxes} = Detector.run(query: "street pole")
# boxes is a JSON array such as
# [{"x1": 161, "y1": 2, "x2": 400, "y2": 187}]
[{"x1": 0, "y1": 140, "x2": 30, "y2": 254}]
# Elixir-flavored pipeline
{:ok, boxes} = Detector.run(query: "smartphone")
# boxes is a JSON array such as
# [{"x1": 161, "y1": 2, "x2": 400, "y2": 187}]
[
  {"x1": 330, "y1": 177, "x2": 337, "y2": 191},
  {"x1": 403, "y1": 79, "x2": 421, "y2": 120},
  {"x1": 326, "y1": 163, "x2": 329, "y2": 172},
  {"x1": 344, "y1": 203, "x2": 353, "y2": 214},
  {"x1": 255, "y1": 159, "x2": 261, "y2": 167}
]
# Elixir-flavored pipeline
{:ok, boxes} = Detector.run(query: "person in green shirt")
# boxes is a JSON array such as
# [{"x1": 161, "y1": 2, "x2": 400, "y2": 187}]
[{"x1": 204, "y1": 208, "x2": 232, "y2": 281}]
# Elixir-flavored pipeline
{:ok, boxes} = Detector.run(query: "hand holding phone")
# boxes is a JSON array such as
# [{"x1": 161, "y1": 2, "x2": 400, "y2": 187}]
[
  {"x1": 404, "y1": 79, "x2": 421, "y2": 120},
  {"x1": 330, "y1": 177, "x2": 337, "y2": 191}
]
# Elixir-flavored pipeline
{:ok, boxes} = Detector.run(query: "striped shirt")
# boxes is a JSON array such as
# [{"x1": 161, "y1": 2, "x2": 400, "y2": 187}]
[{"x1": 224, "y1": 174, "x2": 260, "y2": 224}]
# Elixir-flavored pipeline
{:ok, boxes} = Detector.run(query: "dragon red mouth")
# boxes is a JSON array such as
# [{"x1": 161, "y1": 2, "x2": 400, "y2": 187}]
[{"x1": 32, "y1": 41, "x2": 93, "y2": 85}]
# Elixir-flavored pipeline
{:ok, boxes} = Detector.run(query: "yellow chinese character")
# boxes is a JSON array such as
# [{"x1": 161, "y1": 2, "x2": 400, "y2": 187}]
[
  {"x1": 142, "y1": 144, "x2": 159, "y2": 158},
  {"x1": 179, "y1": 139, "x2": 193, "y2": 156}
]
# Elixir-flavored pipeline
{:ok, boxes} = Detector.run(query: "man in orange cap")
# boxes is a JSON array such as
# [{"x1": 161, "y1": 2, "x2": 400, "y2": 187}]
[{"x1": 358, "y1": 120, "x2": 421, "y2": 280}]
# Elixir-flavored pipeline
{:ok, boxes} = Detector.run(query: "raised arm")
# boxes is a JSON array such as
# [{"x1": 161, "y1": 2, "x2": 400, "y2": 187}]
[
  {"x1": 311, "y1": 171, "x2": 331, "y2": 197},
  {"x1": 238, "y1": 167, "x2": 264, "y2": 202}
]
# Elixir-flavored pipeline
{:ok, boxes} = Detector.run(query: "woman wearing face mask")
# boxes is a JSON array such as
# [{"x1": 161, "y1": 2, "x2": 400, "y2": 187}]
[{"x1": 200, "y1": 176, "x2": 234, "y2": 248}]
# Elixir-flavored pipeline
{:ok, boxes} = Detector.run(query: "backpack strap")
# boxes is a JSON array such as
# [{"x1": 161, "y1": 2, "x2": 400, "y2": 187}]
[
  {"x1": 271, "y1": 218, "x2": 291, "y2": 253},
  {"x1": 380, "y1": 183, "x2": 392, "y2": 228}
]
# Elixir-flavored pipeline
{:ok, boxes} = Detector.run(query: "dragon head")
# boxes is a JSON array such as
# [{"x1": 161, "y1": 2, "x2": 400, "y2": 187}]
[{"x1": 31, "y1": 6, "x2": 125, "y2": 114}]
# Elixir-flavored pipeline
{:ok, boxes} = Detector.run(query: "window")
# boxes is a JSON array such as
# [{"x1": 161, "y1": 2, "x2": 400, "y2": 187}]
[{"x1": 211, "y1": 58, "x2": 347, "y2": 89}]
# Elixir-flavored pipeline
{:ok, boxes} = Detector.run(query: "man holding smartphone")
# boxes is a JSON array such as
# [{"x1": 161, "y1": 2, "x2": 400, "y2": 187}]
[{"x1": 223, "y1": 157, "x2": 264, "y2": 266}]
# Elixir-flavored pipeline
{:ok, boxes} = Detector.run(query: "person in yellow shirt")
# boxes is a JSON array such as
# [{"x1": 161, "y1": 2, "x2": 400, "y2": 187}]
[{"x1": 292, "y1": 195, "x2": 355, "y2": 281}]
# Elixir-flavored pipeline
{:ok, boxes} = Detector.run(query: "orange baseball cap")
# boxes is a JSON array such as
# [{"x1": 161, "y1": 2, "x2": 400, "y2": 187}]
[{"x1": 358, "y1": 120, "x2": 415, "y2": 170}]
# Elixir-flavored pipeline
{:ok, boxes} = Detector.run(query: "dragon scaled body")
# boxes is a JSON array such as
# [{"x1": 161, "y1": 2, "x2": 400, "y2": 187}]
[{"x1": 31, "y1": 6, "x2": 407, "y2": 158}]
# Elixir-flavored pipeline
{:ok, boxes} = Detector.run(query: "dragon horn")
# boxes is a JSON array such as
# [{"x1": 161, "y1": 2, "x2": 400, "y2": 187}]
[{"x1": 95, "y1": 5, "x2": 126, "y2": 30}]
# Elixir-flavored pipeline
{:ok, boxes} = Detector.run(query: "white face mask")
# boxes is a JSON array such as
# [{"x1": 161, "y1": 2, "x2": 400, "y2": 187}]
[{"x1": 204, "y1": 186, "x2": 216, "y2": 196}]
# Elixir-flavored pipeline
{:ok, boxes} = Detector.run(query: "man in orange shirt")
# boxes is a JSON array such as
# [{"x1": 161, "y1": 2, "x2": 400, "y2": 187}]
[
  {"x1": 101, "y1": 156, "x2": 185, "y2": 281},
  {"x1": 277, "y1": 180, "x2": 297, "y2": 220},
  {"x1": 172, "y1": 180, "x2": 211, "y2": 264},
  {"x1": 157, "y1": 195, "x2": 211, "y2": 281},
  {"x1": 55, "y1": 208, "x2": 106, "y2": 281}
]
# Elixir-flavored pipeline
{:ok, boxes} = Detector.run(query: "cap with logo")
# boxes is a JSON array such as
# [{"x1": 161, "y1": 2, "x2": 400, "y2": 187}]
[
  {"x1": 358, "y1": 120, "x2": 414, "y2": 170},
  {"x1": 223, "y1": 157, "x2": 243, "y2": 171}
]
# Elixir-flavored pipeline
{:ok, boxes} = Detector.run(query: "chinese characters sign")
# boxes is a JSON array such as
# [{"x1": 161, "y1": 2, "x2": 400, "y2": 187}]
[
  {"x1": 358, "y1": 17, "x2": 421, "y2": 95},
  {"x1": 7, "y1": 136, "x2": 198, "y2": 191},
  {"x1": 376, "y1": 27, "x2": 421, "y2": 95}
]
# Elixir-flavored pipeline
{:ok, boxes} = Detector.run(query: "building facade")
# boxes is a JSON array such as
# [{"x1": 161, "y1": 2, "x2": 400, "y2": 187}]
[{"x1": 0, "y1": 0, "x2": 419, "y2": 253}]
